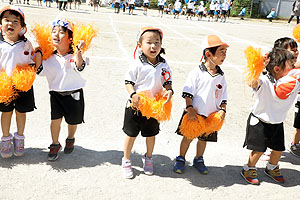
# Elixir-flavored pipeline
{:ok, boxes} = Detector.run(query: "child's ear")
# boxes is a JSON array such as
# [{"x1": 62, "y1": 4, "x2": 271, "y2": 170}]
[
  {"x1": 138, "y1": 42, "x2": 142, "y2": 48},
  {"x1": 273, "y1": 66, "x2": 281, "y2": 74},
  {"x1": 205, "y1": 50, "x2": 211, "y2": 58}
]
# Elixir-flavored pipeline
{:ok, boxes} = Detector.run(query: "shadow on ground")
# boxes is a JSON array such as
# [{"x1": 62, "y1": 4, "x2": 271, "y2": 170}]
[{"x1": 0, "y1": 146, "x2": 299, "y2": 189}]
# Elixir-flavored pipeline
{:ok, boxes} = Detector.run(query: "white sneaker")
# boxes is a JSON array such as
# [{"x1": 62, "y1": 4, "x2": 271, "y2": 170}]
[{"x1": 122, "y1": 158, "x2": 133, "y2": 179}]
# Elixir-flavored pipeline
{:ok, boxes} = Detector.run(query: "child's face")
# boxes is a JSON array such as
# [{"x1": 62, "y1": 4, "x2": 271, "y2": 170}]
[
  {"x1": 275, "y1": 59, "x2": 295, "y2": 80},
  {"x1": 1, "y1": 11, "x2": 22, "y2": 39},
  {"x1": 209, "y1": 45, "x2": 228, "y2": 66},
  {"x1": 286, "y1": 45, "x2": 298, "y2": 63},
  {"x1": 51, "y1": 26, "x2": 72, "y2": 49},
  {"x1": 139, "y1": 31, "x2": 162, "y2": 64}
]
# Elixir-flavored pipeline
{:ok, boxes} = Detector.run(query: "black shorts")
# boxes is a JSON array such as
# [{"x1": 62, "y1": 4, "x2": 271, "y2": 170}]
[
  {"x1": 175, "y1": 10, "x2": 180, "y2": 14},
  {"x1": 198, "y1": 11, "x2": 203, "y2": 16},
  {"x1": 186, "y1": 9, "x2": 193, "y2": 14},
  {"x1": 209, "y1": 10, "x2": 214, "y2": 15},
  {"x1": 221, "y1": 10, "x2": 227, "y2": 15},
  {"x1": 143, "y1": 3, "x2": 149, "y2": 8},
  {"x1": 243, "y1": 113, "x2": 285, "y2": 152},
  {"x1": 175, "y1": 111, "x2": 218, "y2": 142},
  {"x1": 294, "y1": 101, "x2": 300, "y2": 129},
  {"x1": 123, "y1": 106, "x2": 160, "y2": 137},
  {"x1": 115, "y1": 2, "x2": 120, "y2": 8},
  {"x1": 129, "y1": 4, "x2": 134, "y2": 9},
  {"x1": 50, "y1": 89, "x2": 84, "y2": 125},
  {"x1": 158, "y1": 5, "x2": 164, "y2": 10},
  {"x1": 0, "y1": 87, "x2": 35, "y2": 113}
]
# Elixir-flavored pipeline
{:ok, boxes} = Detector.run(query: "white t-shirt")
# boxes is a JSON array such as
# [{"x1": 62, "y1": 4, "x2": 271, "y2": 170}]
[
  {"x1": 252, "y1": 72, "x2": 300, "y2": 124},
  {"x1": 158, "y1": 0, "x2": 165, "y2": 6},
  {"x1": 38, "y1": 53, "x2": 86, "y2": 92},
  {"x1": 115, "y1": 0, "x2": 120, "y2": 3},
  {"x1": 144, "y1": 0, "x2": 149, "y2": 3},
  {"x1": 174, "y1": 1, "x2": 181, "y2": 10},
  {"x1": 128, "y1": 0, "x2": 135, "y2": 5},
  {"x1": 182, "y1": 63, "x2": 227, "y2": 117},
  {"x1": 215, "y1": 3, "x2": 221, "y2": 11},
  {"x1": 222, "y1": 2, "x2": 229, "y2": 11},
  {"x1": 198, "y1": 4, "x2": 204, "y2": 12},
  {"x1": 210, "y1": 3, "x2": 215, "y2": 11},
  {"x1": 0, "y1": 39, "x2": 33, "y2": 76},
  {"x1": 187, "y1": 1, "x2": 195, "y2": 9},
  {"x1": 125, "y1": 54, "x2": 172, "y2": 98}
]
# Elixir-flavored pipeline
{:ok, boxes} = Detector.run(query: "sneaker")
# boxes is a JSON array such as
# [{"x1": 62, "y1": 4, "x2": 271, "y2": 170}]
[
  {"x1": 13, "y1": 132, "x2": 25, "y2": 157},
  {"x1": 64, "y1": 138, "x2": 75, "y2": 154},
  {"x1": 193, "y1": 156, "x2": 208, "y2": 174},
  {"x1": 0, "y1": 134, "x2": 13, "y2": 158},
  {"x1": 122, "y1": 158, "x2": 133, "y2": 179},
  {"x1": 173, "y1": 155, "x2": 185, "y2": 174},
  {"x1": 241, "y1": 169, "x2": 260, "y2": 185},
  {"x1": 142, "y1": 154, "x2": 154, "y2": 175},
  {"x1": 264, "y1": 166, "x2": 285, "y2": 183},
  {"x1": 289, "y1": 143, "x2": 300, "y2": 157},
  {"x1": 48, "y1": 143, "x2": 61, "y2": 161}
]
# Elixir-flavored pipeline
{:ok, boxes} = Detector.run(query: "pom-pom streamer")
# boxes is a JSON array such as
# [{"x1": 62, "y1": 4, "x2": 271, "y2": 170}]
[
  {"x1": 179, "y1": 112, "x2": 224, "y2": 139},
  {"x1": 72, "y1": 23, "x2": 98, "y2": 54},
  {"x1": 134, "y1": 92, "x2": 172, "y2": 122},
  {"x1": 12, "y1": 64, "x2": 36, "y2": 92},
  {"x1": 293, "y1": 24, "x2": 300, "y2": 43},
  {"x1": 0, "y1": 71, "x2": 17, "y2": 104},
  {"x1": 244, "y1": 46, "x2": 264, "y2": 84},
  {"x1": 32, "y1": 23, "x2": 54, "y2": 60}
]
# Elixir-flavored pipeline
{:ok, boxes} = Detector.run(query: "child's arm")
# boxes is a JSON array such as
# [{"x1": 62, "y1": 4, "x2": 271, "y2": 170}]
[
  {"x1": 218, "y1": 103, "x2": 226, "y2": 120},
  {"x1": 163, "y1": 84, "x2": 173, "y2": 104},
  {"x1": 126, "y1": 84, "x2": 140, "y2": 108},
  {"x1": 185, "y1": 97, "x2": 198, "y2": 121},
  {"x1": 75, "y1": 40, "x2": 85, "y2": 70}
]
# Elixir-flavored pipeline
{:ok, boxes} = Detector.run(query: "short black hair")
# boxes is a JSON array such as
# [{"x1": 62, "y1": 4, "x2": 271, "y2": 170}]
[
  {"x1": 274, "y1": 37, "x2": 298, "y2": 50},
  {"x1": 203, "y1": 46, "x2": 219, "y2": 60},
  {"x1": 139, "y1": 30, "x2": 162, "y2": 43},
  {"x1": 266, "y1": 47, "x2": 294, "y2": 76},
  {"x1": 0, "y1": 10, "x2": 25, "y2": 27}
]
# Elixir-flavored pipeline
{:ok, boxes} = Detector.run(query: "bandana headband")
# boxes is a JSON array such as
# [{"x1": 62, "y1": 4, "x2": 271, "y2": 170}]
[{"x1": 51, "y1": 19, "x2": 73, "y2": 32}]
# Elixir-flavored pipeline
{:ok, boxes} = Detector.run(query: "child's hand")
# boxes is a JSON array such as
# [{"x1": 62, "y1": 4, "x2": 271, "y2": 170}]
[
  {"x1": 218, "y1": 109, "x2": 226, "y2": 120},
  {"x1": 187, "y1": 106, "x2": 198, "y2": 121},
  {"x1": 77, "y1": 40, "x2": 85, "y2": 51},
  {"x1": 163, "y1": 90, "x2": 173, "y2": 104},
  {"x1": 131, "y1": 93, "x2": 140, "y2": 109}
]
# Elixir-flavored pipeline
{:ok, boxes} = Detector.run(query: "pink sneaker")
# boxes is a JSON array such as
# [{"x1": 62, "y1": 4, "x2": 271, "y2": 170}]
[
  {"x1": 1, "y1": 134, "x2": 13, "y2": 158},
  {"x1": 13, "y1": 132, "x2": 25, "y2": 157}
]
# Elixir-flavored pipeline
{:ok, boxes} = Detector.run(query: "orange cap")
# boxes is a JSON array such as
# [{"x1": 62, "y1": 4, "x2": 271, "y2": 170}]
[
  {"x1": 200, "y1": 35, "x2": 229, "y2": 61},
  {"x1": 0, "y1": 5, "x2": 25, "y2": 23}
]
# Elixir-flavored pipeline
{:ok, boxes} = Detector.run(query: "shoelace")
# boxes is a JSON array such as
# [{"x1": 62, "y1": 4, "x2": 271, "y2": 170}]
[{"x1": 248, "y1": 169, "x2": 258, "y2": 177}]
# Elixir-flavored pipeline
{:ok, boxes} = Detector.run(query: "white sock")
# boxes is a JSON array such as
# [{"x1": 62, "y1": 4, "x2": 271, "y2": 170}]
[
  {"x1": 243, "y1": 164, "x2": 256, "y2": 171},
  {"x1": 266, "y1": 162, "x2": 278, "y2": 170}
]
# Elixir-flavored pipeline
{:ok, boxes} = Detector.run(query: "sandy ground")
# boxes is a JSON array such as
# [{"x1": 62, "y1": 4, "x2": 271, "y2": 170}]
[{"x1": 0, "y1": 1, "x2": 299, "y2": 200}]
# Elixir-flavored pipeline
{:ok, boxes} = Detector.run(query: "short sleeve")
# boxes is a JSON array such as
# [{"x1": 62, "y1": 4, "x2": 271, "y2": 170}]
[
  {"x1": 125, "y1": 64, "x2": 138, "y2": 85},
  {"x1": 182, "y1": 70, "x2": 196, "y2": 99},
  {"x1": 162, "y1": 62, "x2": 172, "y2": 87}
]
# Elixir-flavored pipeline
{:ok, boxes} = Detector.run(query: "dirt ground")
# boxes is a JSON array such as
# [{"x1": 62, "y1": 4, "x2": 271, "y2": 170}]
[{"x1": 0, "y1": 1, "x2": 299, "y2": 200}]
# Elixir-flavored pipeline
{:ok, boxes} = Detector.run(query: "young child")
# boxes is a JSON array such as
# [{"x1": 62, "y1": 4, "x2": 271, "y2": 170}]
[
  {"x1": 173, "y1": 0, "x2": 182, "y2": 19},
  {"x1": 197, "y1": 1, "x2": 204, "y2": 21},
  {"x1": 143, "y1": 0, "x2": 149, "y2": 15},
  {"x1": 157, "y1": 0, "x2": 165, "y2": 18},
  {"x1": 186, "y1": 0, "x2": 195, "y2": 20},
  {"x1": 114, "y1": 0, "x2": 121, "y2": 13},
  {"x1": 173, "y1": 35, "x2": 228, "y2": 174},
  {"x1": 128, "y1": 0, "x2": 135, "y2": 15},
  {"x1": 273, "y1": 37, "x2": 300, "y2": 157},
  {"x1": 122, "y1": 27, "x2": 173, "y2": 178},
  {"x1": 208, "y1": 1, "x2": 215, "y2": 21},
  {"x1": 0, "y1": 6, "x2": 41, "y2": 158},
  {"x1": 241, "y1": 47, "x2": 297, "y2": 185},
  {"x1": 36, "y1": 19, "x2": 86, "y2": 161}
]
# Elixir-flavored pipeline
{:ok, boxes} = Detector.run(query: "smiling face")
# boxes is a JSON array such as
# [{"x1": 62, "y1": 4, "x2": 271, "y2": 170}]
[
  {"x1": 51, "y1": 26, "x2": 72, "y2": 51},
  {"x1": 287, "y1": 45, "x2": 299, "y2": 63},
  {"x1": 139, "y1": 31, "x2": 162, "y2": 64},
  {"x1": 208, "y1": 45, "x2": 228, "y2": 66},
  {"x1": 1, "y1": 11, "x2": 23, "y2": 41}
]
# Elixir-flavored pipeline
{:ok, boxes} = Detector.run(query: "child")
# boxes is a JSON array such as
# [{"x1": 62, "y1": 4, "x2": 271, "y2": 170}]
[
  {"x1": 173, "y1": 0, "x2": 181, "y2": 19},
  {"x1": 115, "y1": 0, "x2": 121, "y2": 13},
  {"x1": 122, "y1": 27, "x2": 173, "y2": 178},
  {"x1": 94, "y1": 0, "x2": 99, "y2": 12},
  {"x1": 0, "y1": 6, "x2": 41, "y2": 158},
  {"x1": 36, "y1": 19, "x2": 86, "y2": 161},
  {"x1": 128, "y1": 0, "x2": 135, "y2": 15},
  {"x1": 241, "y1": 48, "x2": 297, "y2": 185},
  {"x1": 267, "y1": 8, "x2": 276, "y2": 22},
  {"x1": 220, "y1": 0, "x2": 229, "y2": 22},
  {"x1": 143, "y1": 0, "x2": 149, "y2": 15},
  {"x1": 173, "y1": 35, "x2": 228, "y2": 174},
  {"x1": 157, "y1": 0, "x2": 165, "y2": 18},
  {"x1": 186, "y1": 0, "x2": 195, "y2": 20},
  {"x1": 274, "y1": 37, "x2": 300, "y2": 157},
  {"x1": 74, "y1": 0, "x2": 81, "y2": 9},
  {"x1": 208, "y1": 1, "x2": 215, "y2": 21},
  {"x1": 197, "y1": 1, "x2": 204, "y2": 21}
]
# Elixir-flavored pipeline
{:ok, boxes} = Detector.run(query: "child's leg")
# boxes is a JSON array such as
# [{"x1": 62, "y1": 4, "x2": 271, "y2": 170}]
[
  {"x1": 123, "y1": 135, "x2": 136, "y2": 160},
  {"x1": 15, "y1": 110, "x2": 26, "y2": 136},
  {"x1": 67, "y1": 124, "x2": 77, "y2": 139},
  {"x1": 145, "y1": 136, "x2": 155, "y2": 157},
  {"x1": 248, "y1": 150, "x2": 264, "y2": 167},
  {"x1": 179, "y1": 136, "x2": 193, "y2": 157},
  {"x1": 195, "y1": 140, "x2": 206, "y2": 158},
  {"x1": 269, "y1": 150, "x2": 282, "y2": 165},
  {"x1": 1, "y1": 111, "x2": 13, "y2": 137},
  {"x1": 50, "y1": 118, "x2": 63, "y2": 144},
  {"x1": 293, "y1": 129, "x2": 300, "y2": 144}
]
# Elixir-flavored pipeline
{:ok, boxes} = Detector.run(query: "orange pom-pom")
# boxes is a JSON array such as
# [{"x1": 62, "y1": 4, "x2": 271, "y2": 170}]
[
  {"x1": 179, "y1": 112, "x2": 224, "y2": 139},
  {"x1": 12, "y1": 64, "x2": 36, "y2": 92},
  {"x1": 293, "y1": 24, "x2": 300, "y2": 43},
  {"x1": 244, "y1": 46, "x2": 264, "y2": 83},
  {"x1": 0, "y1": 71, "x2": 17, "y2": 104},
  {"x1": 32, "y1": 23, "x2": 54, "y2": 60},
  {"x1": 72, "y1": 23, "x2": 98, "y2": 54},
  {"x1": 136, "y1": 92, "x2": 172, "y2": 122}
]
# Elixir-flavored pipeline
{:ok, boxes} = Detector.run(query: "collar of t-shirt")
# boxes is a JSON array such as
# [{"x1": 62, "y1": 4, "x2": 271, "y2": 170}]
[
  {"x1": 199, "y1": 62, "x2": 224, "y2": 76},
  {"x1": 0, "y1": 35, "x2": 27, "y2": 45},
  {"x1": 53, "y1": 49, "x2": 74, "y2": 57},
  {"x1": 139, "y1": 53, "x2": 165, "y2": 68}
]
